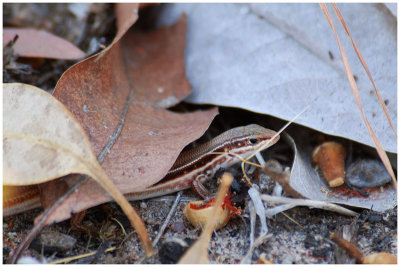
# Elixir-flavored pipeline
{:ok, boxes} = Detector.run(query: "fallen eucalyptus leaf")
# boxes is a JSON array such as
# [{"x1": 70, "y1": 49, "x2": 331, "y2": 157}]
[
  {"x1": 3, "y1": 28, "x2": 86, "y2": 60},
  {"x1": 156, "y1": 3, "x2": 396, "y2": 153},
  {"x1": 49, "y1": 15, "x2": 217, "y2": 224},
  {"x1": 4, "y1": 83, "x2": 99, "y2": 185},
  {"x1": 3, "y1": 83, "x2": 154, "y2": 256}
]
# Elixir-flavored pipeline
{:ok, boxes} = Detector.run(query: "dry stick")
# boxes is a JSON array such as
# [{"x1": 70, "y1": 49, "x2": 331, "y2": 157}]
[
  {"x1": 319, "y1": 4, "x2": 397, "y2": 190},
  {"x1": 50, "y1": 247, "x2": 117, "y2": 264},
  {"x1": 152, "y1": 191, "x2": 183, "y2": 247},
  {"x1": 330, "y1": 232, "x2": 363, "y2": 263},
  {"x1": 331, "y1": 3, "x2": 397, "y2": 139},
  {"x1": 248, "y1": 188, "x2": 268, "y2": 235},
  {"x1": 280, "y1": 211, "x2": 304, "y2": 229},
  {"x1": 9, "y1": 81, "x2": 152, "y2": 263},
  {"x1": 261, "y1": 194, "x2": 358, "y2": 217},
  {"x1": 249, "y1": 201, "x2": 256, "y2": 247},
  {"x1": 136, "y1": 192, "x2": 184, "y2": 264},
  {"x1": 265, "y1": 203, "x2": 297, "y2": 218}
]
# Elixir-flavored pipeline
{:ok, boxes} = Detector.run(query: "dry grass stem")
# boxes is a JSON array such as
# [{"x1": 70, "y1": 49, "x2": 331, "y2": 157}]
[{"x1": 261, "y1": 194, "x2": 358, "y2": 217}]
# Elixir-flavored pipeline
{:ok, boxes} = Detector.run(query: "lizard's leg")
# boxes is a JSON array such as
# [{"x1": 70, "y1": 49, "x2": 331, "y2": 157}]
[{"x1": 191, "y1": 168, "x2": 226, "y2": 199}]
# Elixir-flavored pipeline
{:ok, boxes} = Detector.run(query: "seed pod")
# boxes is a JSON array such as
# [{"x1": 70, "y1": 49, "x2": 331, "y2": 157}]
[
  {"x1": 183, "y1": 200, "x2": 231, "y2": 230},
  {"x1": 312, "y1": 141, "x2": 346, "y2": 187}
]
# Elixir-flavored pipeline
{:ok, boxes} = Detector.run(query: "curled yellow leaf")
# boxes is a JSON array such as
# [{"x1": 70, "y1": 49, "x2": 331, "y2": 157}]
[
  {"x1": 3, "y1": 83, "x2": 154, "y2": 256},
  {"x1": 4, "y1": 83, "x2": 98, "y2": 185}
]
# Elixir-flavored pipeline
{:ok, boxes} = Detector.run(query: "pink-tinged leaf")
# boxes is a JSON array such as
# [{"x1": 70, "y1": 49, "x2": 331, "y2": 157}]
[
  {"x1": 41, "y1": 16, "x2": 217, "y2": 224},
  {"x1": 3, "y1": 28, "x2": 86, "y2": 60}
]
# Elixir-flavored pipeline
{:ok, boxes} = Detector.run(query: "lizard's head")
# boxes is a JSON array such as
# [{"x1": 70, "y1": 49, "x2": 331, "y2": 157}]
[{"x1": 214, "y1": 124, "x2": 280, "y2": 158}]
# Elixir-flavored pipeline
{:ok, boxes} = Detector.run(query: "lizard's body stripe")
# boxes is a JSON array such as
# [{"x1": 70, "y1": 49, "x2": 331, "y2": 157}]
[{"x1": 3, "y1": 124, "x2": 279, "y2": 216}]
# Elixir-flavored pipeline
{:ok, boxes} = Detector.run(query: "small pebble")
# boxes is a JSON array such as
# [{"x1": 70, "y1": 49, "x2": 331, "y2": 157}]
[
  {"x1": 30, "y1": 231, "x2": 76, "y2": 253},
  {"x1": 170, "y1": 222, "x2": 186, "y2": 234},
  {"x1": 346, "y1": 159, "x2": 392, "y2": 189}
]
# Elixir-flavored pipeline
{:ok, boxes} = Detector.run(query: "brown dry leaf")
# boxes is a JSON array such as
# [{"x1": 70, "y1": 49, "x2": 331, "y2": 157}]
[
  {"x1": 3, "y1": 28, "x2": 86, "y2": 60},
  {"x1": 3, "y1": 83, "x2": 154, "y2": 255},
  {"x1": 108, "y1": 3, "x2": 139, "y2": 51},
  {"x1": 44, "y1": 15, "x2": 217, "y2": 223},
  {"x1": 138, "y1": 3, "x2": 156, "y2": 10},
  {"x1": 3, "y1": 3, "x2": 141, "y2": 216}
]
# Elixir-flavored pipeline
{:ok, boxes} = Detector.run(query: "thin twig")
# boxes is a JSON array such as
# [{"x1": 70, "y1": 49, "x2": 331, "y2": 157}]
[
  {"x1": 248, "y1": 188, "x2": 268, "y2": 235},
  {"x1": 49, "y1": 246, "x2": 117, "y2": 264},
  {"x1": 152, "y1": 191, "x2": 183, "y2": 247},
  {"x1": 261, "y1": 194, "x2": 358, "y2": 217},
  {"x1": 248, "y1": 201, "x2": 256, "y2": 247}
]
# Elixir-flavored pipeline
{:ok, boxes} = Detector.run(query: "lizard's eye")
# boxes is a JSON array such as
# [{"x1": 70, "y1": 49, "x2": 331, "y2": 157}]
[{"x1": 249, "y1": 138, "x2": 258, "y2": 144}]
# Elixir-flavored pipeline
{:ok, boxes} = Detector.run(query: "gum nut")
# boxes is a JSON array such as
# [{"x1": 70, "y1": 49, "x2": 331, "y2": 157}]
[
  {"x1": 183, "y1": 200, "x2": 231, "y2": 230},
  {"x1": 362, "y1": 253, "x2": 397, "y2": 264},
  {"x1": 312, "y1": 141, "x2": 346, "y2": 187}
]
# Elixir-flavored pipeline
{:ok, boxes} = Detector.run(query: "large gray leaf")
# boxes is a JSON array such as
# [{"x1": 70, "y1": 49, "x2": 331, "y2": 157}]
[{"x1": 156, "y1": 3, "x2": 397, "y2": 153}]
